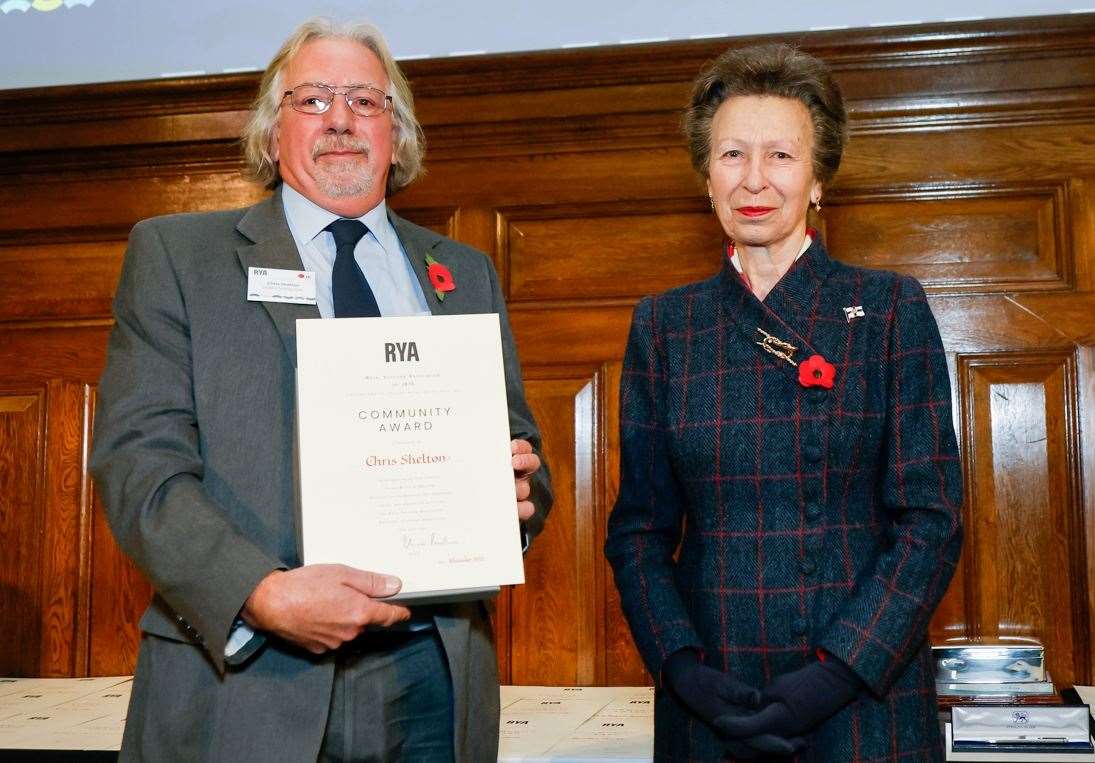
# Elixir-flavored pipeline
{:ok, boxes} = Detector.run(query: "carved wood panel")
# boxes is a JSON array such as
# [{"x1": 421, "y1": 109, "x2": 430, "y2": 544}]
[
  {"x1": 0, "y1": 239, "x2": 126, "y2": 322},
  {"x1": 500, "y1": 369, "x2": 600, "y2": 685},
  {"x1": 950, "y1": 351, "x2": 1089, "y2": 685},
  {"x1": 37, "y1": 381, "x2": 90, "y2": 676},
  {"x1": 825, "y1": 183, "x2": 1071, "y2": 294},
  {"x1": 498, "y1": 201, "x2": 722, "y2": 303},
  {"x1": 0, "y1": 390, "x2": 45, "y2": 676}
]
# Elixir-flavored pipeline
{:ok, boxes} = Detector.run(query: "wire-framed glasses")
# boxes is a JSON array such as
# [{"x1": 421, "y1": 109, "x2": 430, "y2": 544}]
[{"x1": 281, "y1": 84, "x2": 393, "y2": 117}]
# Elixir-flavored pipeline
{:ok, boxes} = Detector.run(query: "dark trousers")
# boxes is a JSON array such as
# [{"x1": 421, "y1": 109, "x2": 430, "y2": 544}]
[{"x1": 317, "y1": 629, "x2": 454, "y2": 763}]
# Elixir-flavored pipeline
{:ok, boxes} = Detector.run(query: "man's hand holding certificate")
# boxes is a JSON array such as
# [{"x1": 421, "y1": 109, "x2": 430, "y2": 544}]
[
  {"x1": 241, "y1": 564, "x2": 412, "y2": 654},
  {"x1": 512, "y1": 438, "x2": 541, "y2": 521}
]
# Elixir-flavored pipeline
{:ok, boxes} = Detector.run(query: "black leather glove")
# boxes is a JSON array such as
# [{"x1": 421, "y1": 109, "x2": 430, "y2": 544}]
[
  {"x1": 663, "y1": 649, "x2": 806, "y2": 758},
  {"x1": 715, "y1": 653, "x2": 862, "y2": 740},
  {"x1": 663, "y1": 649, "x2": 760, "y2": 725}
]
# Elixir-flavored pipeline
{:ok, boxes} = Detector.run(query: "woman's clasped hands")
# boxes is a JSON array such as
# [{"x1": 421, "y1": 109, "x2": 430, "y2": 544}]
[
  {"x1": 665, "y1": 649, "x2": 863, "y2": 758},
  {"x1": 663, "y1": 649, "x2": 803, "y2": 758}
]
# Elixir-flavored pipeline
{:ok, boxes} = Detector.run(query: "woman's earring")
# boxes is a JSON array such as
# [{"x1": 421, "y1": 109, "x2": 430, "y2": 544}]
[
  {"x1": 813, "y1": 198, "x2": 822, "y2": 213},
  {"x1": 709, "y1": 196, "x2": 717, "y2": 212}
]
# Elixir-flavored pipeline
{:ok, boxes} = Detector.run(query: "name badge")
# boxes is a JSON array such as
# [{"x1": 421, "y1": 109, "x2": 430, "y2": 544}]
[{"x1": 247, "y1": 267, "x2": 317, "y2": 305}]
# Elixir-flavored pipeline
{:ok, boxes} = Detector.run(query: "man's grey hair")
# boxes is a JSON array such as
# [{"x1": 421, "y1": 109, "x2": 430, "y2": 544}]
[{"x1": 242, "y1": 18, "x2": 425, "y2": 194}]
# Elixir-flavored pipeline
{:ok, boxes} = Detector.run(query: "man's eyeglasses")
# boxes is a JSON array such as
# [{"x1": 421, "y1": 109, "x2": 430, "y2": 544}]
[{"x1": 282, "y1": 84, "x2": 393, "y2": 118}]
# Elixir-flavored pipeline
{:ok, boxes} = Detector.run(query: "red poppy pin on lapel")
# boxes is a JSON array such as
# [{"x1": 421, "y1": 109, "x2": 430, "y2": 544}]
[
  {"x1": 425, "y1": 254, "x2": 456, "y2": 301},
  {"x1": 798, "y1": 354, "x2": 836, "y2": 389}
]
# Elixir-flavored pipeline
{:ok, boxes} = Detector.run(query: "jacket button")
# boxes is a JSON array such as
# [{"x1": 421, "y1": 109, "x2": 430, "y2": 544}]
[
  {"x1": 799, "y1": 557, "x2": 816, "y2": 575},
  {"x1": 805, "y1": 502, "x2": 822, "y2": 519},
  {"x1": 803, "y1": 445, "x2": 823, "y2": 463},
  {"x1": 792, "y1": 617, "x2": 808, "y2": 635},
  {"x1": 808, "y1": 389, "x2": 828, "y2": 404}
]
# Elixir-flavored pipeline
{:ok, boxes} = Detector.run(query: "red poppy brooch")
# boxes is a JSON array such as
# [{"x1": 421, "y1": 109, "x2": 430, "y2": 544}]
[
  {"x1": 798, "y1": 354, "x2": 836, "y2": 389},
  {"x1": 425, "y1": 254, "x2": 456, "y2": 301}
]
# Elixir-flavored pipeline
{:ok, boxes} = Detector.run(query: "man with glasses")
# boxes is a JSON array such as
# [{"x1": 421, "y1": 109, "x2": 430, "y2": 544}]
[{"x1": 91, "y1": 18, "x2": 551, "y2": 763}]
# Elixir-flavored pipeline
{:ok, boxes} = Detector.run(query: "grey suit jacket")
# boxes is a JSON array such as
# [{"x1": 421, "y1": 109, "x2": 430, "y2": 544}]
[{"x1": 90, "y1": 189, "x2": 551, "y2": 762}]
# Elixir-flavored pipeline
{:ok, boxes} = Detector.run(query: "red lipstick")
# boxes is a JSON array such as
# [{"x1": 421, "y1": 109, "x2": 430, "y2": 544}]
[{"x1": 737, "y1": 206, "x2": 775, "y2": 217}]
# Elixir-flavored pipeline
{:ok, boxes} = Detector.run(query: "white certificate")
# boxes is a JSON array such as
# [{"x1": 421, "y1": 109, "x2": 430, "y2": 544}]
[{"x1": 296, "y1": 313, "x2": 524, "y2": 602}]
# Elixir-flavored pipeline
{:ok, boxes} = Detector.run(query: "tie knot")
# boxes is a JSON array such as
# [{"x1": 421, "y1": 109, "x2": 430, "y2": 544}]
[{"x1": 325, "y1": 219, "x2": 368, "y2": 251}]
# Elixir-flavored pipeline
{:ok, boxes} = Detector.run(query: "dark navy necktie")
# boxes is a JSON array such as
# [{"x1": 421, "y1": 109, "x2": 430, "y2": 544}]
[{"x1": 326, "y1": 219, "x2": 381, "y2": 318}]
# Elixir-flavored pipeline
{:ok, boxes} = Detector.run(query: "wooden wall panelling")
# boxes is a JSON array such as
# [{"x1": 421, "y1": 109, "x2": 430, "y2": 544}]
[
  {"x1": 923, "y1": 289, "x2": 1094, "y2": 681},
  {"x1": 0, "y1": 71, "x2": 256, "y2": 155},
  {"x1": 0, "y1": 172, "x2": 263, "y2": 234},
  {"x1": 497, "y1": 200, "x2": 723, "y2": 304},
  {"x1": 955, "y1": 351, "x2": 1088, "y2": 685},
  {"x1": 394, "y1": 207, "x2": 456, "y2": 242},
  {"x1": 0, "y1": 324, "x2": 149, "y2": 677},
  {"x1": 505, "y1": 303, "x2": 635, "y2": 368},
  {"x1": 37, "y1": 380, "x2": 90, "y2": 676},
  {"x1": 1084, "y1": 345, "x2": 1095, "y2": 676},
  {"x1": 500, "y1": 366, "x2": 601, "y2": 685},
  {"x1": 833, "y1": 124, "x2": 1095, "y2": 189},
  {"x1": 0, "y1": 236, "x2": 127, "y2": 323},
  {"x1": 1070, "y1": 178, "x2": 1095, "y2": 291},
  {"x1": 395, "y1": 147, "x2": 709, "y2": 210},
  {"x1": 997, "y1": 292, "x2": 1095, "y2": 683},
  {"x1": 0, "y1": 388, "x2": 45, "y2": 676},
  {"x1": 825, "y1": 182, "x2": 1071, "y2": 294},
  {"x1": 450, "y1": 208, "x2": 496, "y2": 265},
  {"x1": 0, "y1": 326, "x2": 112, "y2": 385}
]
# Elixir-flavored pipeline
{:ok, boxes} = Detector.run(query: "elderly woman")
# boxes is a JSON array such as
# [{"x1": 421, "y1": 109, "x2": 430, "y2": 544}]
[{"x1": 605, "y1": 44, "x2": 963, "y2": 762}]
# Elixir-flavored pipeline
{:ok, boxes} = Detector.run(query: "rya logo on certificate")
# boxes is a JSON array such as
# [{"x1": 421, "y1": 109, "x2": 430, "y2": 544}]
[{"x1": 384, "y1": 341, "x2": 420, "y2": 362}]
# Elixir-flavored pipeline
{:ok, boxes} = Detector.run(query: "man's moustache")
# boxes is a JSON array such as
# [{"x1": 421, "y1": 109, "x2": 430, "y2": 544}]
[{"x1": 312, "y1": 140, "x2": 369, "y2": 159}]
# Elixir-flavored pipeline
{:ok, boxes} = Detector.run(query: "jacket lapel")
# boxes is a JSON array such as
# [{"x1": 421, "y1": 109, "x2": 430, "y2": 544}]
[
  {"x1": 720, "y1": 238, "x2": 836, "y2": 380},
  {"x1": 761, "y1": 239, "x2": 837, "y2": 348},
  {"x1": 235, "y1": 189, "x2": 321, "y2": 365},
  {"x1": 390, "y1": 211, "x2": 458, "y2": 316}
]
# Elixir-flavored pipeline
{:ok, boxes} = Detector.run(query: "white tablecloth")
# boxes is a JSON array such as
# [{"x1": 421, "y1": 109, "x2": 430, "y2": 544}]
[
  {"x1": 499, "y1": 685, "x2": 653, "y2": 762},
  {"x1": 0, "y1": 676, "x2": 131, "y2": 751},
  {"x1": 0, "y1": 677, "x2": 655, "y2": 760}
]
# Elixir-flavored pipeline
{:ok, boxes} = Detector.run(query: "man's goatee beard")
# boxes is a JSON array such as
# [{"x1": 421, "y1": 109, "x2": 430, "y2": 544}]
[{"x1": 312, "y1": 137, "x2": 373, "y2": 198}]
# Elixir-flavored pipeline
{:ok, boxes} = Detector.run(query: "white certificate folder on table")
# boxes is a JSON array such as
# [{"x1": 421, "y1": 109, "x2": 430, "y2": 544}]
[{"x1": 296, "y1": 313, "x2": 524, "y2": 603}]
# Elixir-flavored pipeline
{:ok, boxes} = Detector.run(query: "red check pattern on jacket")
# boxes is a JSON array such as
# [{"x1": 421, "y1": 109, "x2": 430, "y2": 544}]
[{"x1": 605, "y1": 240, "x2": 963, "y2": 762}]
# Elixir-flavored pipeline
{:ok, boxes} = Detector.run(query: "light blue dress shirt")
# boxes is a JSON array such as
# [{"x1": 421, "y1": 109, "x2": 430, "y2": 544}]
[{"x1": 281, "y1": 183, "x2": 430, "y2": 318}]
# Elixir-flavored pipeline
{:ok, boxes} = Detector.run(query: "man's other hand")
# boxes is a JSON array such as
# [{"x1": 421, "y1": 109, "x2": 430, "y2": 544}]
[
  {"x1": 512, "y1": 438, "x2": 541, "y2": 521},
  {"x1": 241, "y1": 564, "x2": 411, "y2": 654}
]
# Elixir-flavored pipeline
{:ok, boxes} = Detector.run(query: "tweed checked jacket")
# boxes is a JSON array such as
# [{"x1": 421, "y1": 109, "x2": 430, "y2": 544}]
[{"x1": 605, "y1": 238, "x2": 963, "y2": 762}]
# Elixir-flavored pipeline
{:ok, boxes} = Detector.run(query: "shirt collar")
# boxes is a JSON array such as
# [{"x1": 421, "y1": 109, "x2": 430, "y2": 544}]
[{"x1": 281, "y1": 182, "x2": 398, "y2": 255}]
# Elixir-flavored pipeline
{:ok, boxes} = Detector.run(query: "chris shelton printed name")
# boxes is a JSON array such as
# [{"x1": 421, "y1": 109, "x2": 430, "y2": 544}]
[{"x1": 365, "y1": 452, "x2": 449, "y2": 467}]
